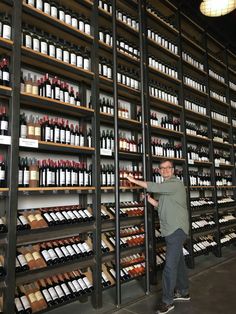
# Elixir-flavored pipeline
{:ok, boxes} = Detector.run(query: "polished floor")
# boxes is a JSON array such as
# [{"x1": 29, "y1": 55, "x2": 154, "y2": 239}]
[{"x1": 51, "y1": 246, "x2": 236, "y2": 314}]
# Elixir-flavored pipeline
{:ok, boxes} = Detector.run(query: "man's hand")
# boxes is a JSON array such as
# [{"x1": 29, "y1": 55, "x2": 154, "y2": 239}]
[
  {"x1": 147, "y1": 193, "x2": 159, "y2": 207},
  {"x1": 127, "y1": 174, "x2": 136, "y2": 184}
]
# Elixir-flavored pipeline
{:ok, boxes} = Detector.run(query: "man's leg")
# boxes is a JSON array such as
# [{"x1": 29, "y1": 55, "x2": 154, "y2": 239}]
[
  {"x1": 175, "y1": 250, "x2": 189, "y2": 296},
  {"x1": 162, "y1": 229, "x2": 186, "y2": 305}
]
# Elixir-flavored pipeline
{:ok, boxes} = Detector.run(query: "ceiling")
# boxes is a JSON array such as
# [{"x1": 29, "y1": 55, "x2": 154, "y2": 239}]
[{"x1": 171, "y1": 0, "x2": 236, "y2": 54}]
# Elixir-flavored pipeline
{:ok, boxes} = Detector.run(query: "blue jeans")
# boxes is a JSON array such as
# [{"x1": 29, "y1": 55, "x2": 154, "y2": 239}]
[{"x1": 162, "y1": 228, "x2": 189, "y2": 305}]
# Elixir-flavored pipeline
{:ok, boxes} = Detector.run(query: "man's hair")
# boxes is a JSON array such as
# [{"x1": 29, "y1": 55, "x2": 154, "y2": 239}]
[{"x1": 159, "y1": 160, "x2": 174, "y2": 168}]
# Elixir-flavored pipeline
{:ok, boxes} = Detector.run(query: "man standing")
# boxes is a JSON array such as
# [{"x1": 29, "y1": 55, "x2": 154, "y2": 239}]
[{"x1": 127, "y1": 160, "x2": 190, "y2": 314}]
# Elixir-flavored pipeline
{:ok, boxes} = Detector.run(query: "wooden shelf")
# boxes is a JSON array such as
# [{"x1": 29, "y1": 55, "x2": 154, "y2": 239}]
[
  {"x1": 0, "y1": 85, "x2": 12, "y2": 97},
  {"x1": 152, "y1": 156, "x2": 185, "y2": 163},
  {"x1": 210, "y1": 96, "x2": 229, "y2": 108},
  {"x1": 148, "y1": 37, "x2": 180, "y2": 60},
  {"x1": 21, "y1": 46, "x2": 94, "y2": 84},
  {"x1": 150, "y1": 95, "x2": 182, "y2": 112},
  {"x1": 209, "y1": 75, "x2": 227, "y2": 88},
  {"x1": 101, "y1": 186, "x2": 143, "y2": 192},
  {"x1": 189, "y1": 160, "x2": 212, "y2": 166},
  {"x1": 18, "y1": 186, "x2": 96, "y2": 196},
  {"x1": 186, "y1": 133, "x2": 211, "y2": 143},
  {"x1": 211, "y1": 118, "x2": 230, "y2": 129},
  {"x1": 190, "y1": 186, "x2": 215, "y2": 190},
  {"x1": 146, "y1": 9, "x2": 179, "y2": 35},
  {"x1": 208, "y1": 52, "x2": 226, "y2": 69},
  {"x1": 22, "y1": 3, "x2": 94, "y2": 44},
  {"x1": 213, "y1": 140, "x2": 232, "y2": 148},
  {"x1": 149, "y1": 66, "x2": 181, "y2": 84},
  {"x1": 182, "y1": 59, "x2": 206, "y2": 76},
  {"x1": 20, "y1": 93, "x2": 94, "y2": 118},
  {"x1": 151, "y1": 125, "x2": 183, "y2": 138},
  {"x1": 0, "y1": 37, "x2": 13, "y2": 51},
  {"x1": 185, "y1": 109, "x2": 209, "y2": 122}
]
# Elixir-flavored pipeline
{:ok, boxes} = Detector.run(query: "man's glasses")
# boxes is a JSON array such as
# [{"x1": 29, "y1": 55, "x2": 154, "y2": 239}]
[{"x1": 159, "y1": 166, "x2": 173, "y2": 170}]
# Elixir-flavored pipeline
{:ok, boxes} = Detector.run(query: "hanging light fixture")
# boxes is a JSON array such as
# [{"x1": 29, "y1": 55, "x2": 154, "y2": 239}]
[{"x1": 200, "y1": 0, "x2": 236, "y2": 17}]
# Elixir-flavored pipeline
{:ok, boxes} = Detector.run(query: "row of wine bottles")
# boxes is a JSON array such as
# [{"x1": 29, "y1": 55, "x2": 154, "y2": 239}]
[
  {"x1": 16, "y1": 237, "x2": 93, "y2": 271},
  {"x1": 192, "y1": 215, "x2": 215, "y2": 231},
  {"x1": 15, "y1": 269, "x2": 93, "y2": 313},
  {"x1": 103, "y1": 201, "x2": 144, "y2": 218},
  {"x1": 22, "y1": 26, "x2": 91, "y2": 71},
  {"x1": 20, "y1": 113, "x2": 92, "y2": 146},
  {"x1": 151, "y1": 139, "x2": 182, "y2": 158},
  {"x1": 147, "y1": 28, "x2": 178, "y2": 55},
  {"x1": 24, "y1": 0, "x2": 91, "y2": 35}
]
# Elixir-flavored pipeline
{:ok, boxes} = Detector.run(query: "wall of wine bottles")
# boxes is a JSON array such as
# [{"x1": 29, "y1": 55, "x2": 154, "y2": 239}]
[{"x1": 0, "y1": 0, "x2": 236, "y2": 313}]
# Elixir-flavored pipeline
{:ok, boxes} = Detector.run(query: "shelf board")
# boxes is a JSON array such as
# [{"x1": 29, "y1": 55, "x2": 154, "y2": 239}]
[
  {"x1": 228, "y1": 66, "x2": 236, "y2": 76},
  {"x1": 116, "y1": 19, "x2": 139, "y2": 38},
  {"x1": 149, "y1": 66, "x2": 181, "y2": 84},
  {"x1": 191, "y1": 208, "x2": 215, "y2": 217},
  {"x1": 212, "y1": 140, "x2": 232, "y2": 148},
  {"x1": 192, "y1": 227, "x2": 218, "y2": 237},
  {"x1": 15, "y1": 254, "x2": 95, "y2": 285},
  {"x1": 20, "y1": 140, "x2": 95, "y2": 155},
  {"x1": 150, "y1": 95, "x2": 182, "y2": 112},
  {"x1": 18, "y1": 186, "x2": 96, "y2": 196},
  {"x1": 0, "y1": 85, "x2": 12, "y2": 97},
  {"x1": 184, "y1": 83, "x2": 208, "y2": 97},
  {"x1": 151, "y1": 125, "x2": 183, "y2": 138},
  {"x1": 102, "y1": 217, "x2": 144, "y2": 232},
  {"x1": 215, "y1": 163, "x2": 234, "y2": 169},
  {"x1": 148, "y1": 37, "x2": 180, "y2": 60},
  {"x1": 17, "y1": 221, "x2": 94, "y2": 246},
  {"x1": 152, "y1": 156, "x2": 185, "y2": 163},
  {"x1": 20, "y1": 93, "x2": 94, "y2": 118},
  {"x1": 211, "y1": 118, "x2": 230, "y2": 129},
  {"x1": 186, "y1": 133, "x2": 210, "y2": 143},
  {"x1": 182, "y1": 59, "x2": 206, "y2": 76},
  {"x1": 190, "y1": 160, "x2": 212, "y2": 166},
  {"x1": 208, "y1": 52, "x2": 226, "y2": 69},
  {"x1": 146, "y1": 9, "x2": 179, "y2": 35},
  {"x1": 0, "y1": 37, "x2": 13, "y2": 51},
  {"x1": 190, "y1": 186, "x2": 215, "y2": 190},
  {"x1": 218, "y1": 205, "x2": 236, "y2": 212},
  {"x1": 181, "y1": 33, "x2": 206, "y2": 53},
  {"x1": 100, "y1": 113, "x2": 141, "y2": 129},
  {"x1": 101, "y1": 186, "x2": 143, "y2": 192},
  {"x1": 184, "y1": 109, "x2": 209, "y2": 122},
  {"x1": 216, "y1": 186, "x2": 236, "y2": 189},
  {"x1": 22, "y1": 3, "x2": 94, "y2": 44},
  {"x1": 209, "y1": 75, "x2": 227, "y2": 88},
  {"x1": 220, "y1": 222, "x2": 236, "y2": 232},
  {"x1": 210, "y1": 96, "x2": 229, "y2": 108},
  {"x1": 21, "y1": 46, "x2": 94, "y2": 84}
]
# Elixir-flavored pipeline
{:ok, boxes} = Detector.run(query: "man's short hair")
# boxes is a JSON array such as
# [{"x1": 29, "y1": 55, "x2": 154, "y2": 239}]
[{"x1": 159, "y1": 160, "x2": 174, "y2": 168}]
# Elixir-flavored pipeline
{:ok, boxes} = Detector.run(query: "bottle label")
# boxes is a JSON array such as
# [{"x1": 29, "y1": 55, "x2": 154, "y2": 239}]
[
  {"x1": 28, "y1": 125, "x2": 34, "y2": 136},
  {"x1": 25, "y1": 34, "x2": 32, "y2": 49},
  {"x1": 17, "y1": 254, "x2": 27, "y2": 266},
  {"x1": 66, "y1": 245, "x2": 75, "y2": 256},
  {"x1": 55, "y1": 247, "x2": 64, "y2": 258},
  {"x1": 72, "y1": 243, "x2": 81, "y2": 254},
  {"x1": 83, "y1": 277, "x2": 93, "y2": 288},
  {"x1": 41, "y1": 249, "x2": 51, "y2": 262},
  {"x1": 20, "y1": 125, "x2": 27, "y2": 138},
  {"x1": 77, "y1": 55, "x2": 83, "y2": 68},
  {"x1": 61, "y1": 246, "x2": 70, "y2": 256},
  {"x1": 51, "y1": 6, "x2": 57, "y2": 17},
  {"x1": 35, "y1": 213, "x2": 43, "y2": 221},
  {"x1": 32, "y1": 251, "x2": 41, "y2": 261},
  {"x1": 61, "y1": 283, "x2": 70, "y2": 296},
  {"x1": 28, "y1": 214, "x2": 37, "y2": 222},
  {"x1": 49, "y1": 44, "x2": 56, "y2": 58},
  {"x1": 48, "y1": 248, "x2": 58, "y2": 260},
  {"x1": 3, "y1": 71, "x2": 9, "y2": 82},
  {"x1": 42, "y1": 288, "x2": 52, "y2": 302},
  {"x1": 72, "y1": 18, "x2": 78, "y2": 28},
  {"x1": 55, "y1": 285, "x2": 65, "y2": 298},
  {"x1": 63, "y1": 50, "x2": 70, "y2": 63},
  {"x1": 78, "y1": 278, "x2": 87, "y2": 290},
  {"x1": 34, "y1": 126, "x2": 41, "y2": 137},
  {"x1": 28, "y1": 292, "x2": 37, "y2": 303},
  {"x1": 72, "y1": 279, "x2": 82, "y2": 292},
  {"x1": 84, "y1": 59, "x2": 90, "y2": 70},
  {"x1": 56, "y1": 48, "x2": 62, "y2": 60},
  {"x1": 46, "y1": 84, "x2": 51, "y2": 98},
  {"x1": 35, "y1": 291, "x2": 44, "y2": 302},
  {"x1": 15, "y1": 298, "x2": 24, "y2": 311},
  {"x1": 60, "y1": 170, "x2": 65, "y2": 185},
  {"x1": 43, "y1": 212, "x2": 53, "y2": 222},
  {"x1": 68, "y1": 281, "x2": 76, "y2": 293},
  {"x1": 30, "y1": 170, "x2": 38, "y2": 181},
  {"x1": 3, "y1": 24, "x2": 11, "y2": 40},
  {"x1": 33, "y1": 38, "x2": 40, "y2": 51},
  {"x1": 64, "y1": 91, "x2": 69, "y2": 103},
  {"x1": 20, "y1": 295, "x2": 31, "y2": 310},
  {"x1": 55, "y1": 212, "x2": 65, "y2": 221},
  {"x1": 44, "y1": 3, "x2": 50, "y2": 14},
  {"x1": 65, "y1": 14, "x2": 72, "y2": 25},
  {"x1": 41, "y1": 41, "x2": 48, "y2": 54},
  {"x1": 60, "y1": 129, "x2": 66, "y2": 142},
  {"x1": 82, "y1": 242, "x2": 91, "y2": 252},
  {"x1": 0, "y1": 170, "x2": 5, "y2": 181},
  {"x1": 85, "y1": 24, "x2": 91, "y2": 35},
  {"x1": 48, "y1": 287, "x2": 58, "y2": 300},
  {"x1": 25, "y1": 252, "x2": 34, "y2": 263}
]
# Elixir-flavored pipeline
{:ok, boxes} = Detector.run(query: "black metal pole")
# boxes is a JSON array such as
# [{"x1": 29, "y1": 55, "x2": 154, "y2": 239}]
[
  {"x1": 91, "y1": 0, "x2": 102, "y2": 308},
  {"x1": 112, "y1": 0, "x2": 121, "y2": 307},
  {"x1": 4, "y1": 0, "x2": 22, "y2": 313}
]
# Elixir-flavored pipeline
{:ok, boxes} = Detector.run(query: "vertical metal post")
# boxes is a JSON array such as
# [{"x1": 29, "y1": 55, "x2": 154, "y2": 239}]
[
  {"x1": 91, "y1": 0, "x2": 102, "y2": 308},
  {"x1": 138, "y1": 0, "x2": 154, "y2": 290},
  {"x1": 112, "y1": 0, "x2": 121, "y2": 307},
  {"x1": 177, "y1": 7, "x2": 195, "y2": 268},
  {"x1": 204, "y1": 32, "x2": 222, "y2": 258},
  {"x1": 4, "y1": 0, "x2": 22, "y2": 313}
]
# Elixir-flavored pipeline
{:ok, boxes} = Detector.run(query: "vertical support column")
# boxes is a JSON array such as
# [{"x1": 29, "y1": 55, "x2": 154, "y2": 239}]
[
  {"x1": 177, "y1": 7, "x2": 194, "y2": 268},
  {"x1": 4, "y1": 0, "x2": 22, "y2": 313},
  {"x1": 204, "y1": 33, "x2": 221, "y2": 258},
  {"x1": 138, "y1": 0, "x2": 155, "y2": 288},
  {"x1": 91, "y1": 0, "x2": 102, "y2": 308},
  {"x1": 112, "y1": 0, "x2": 121, "y2": 307}
]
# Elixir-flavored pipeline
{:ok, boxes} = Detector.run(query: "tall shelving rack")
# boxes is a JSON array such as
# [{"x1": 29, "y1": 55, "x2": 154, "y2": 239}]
[{"x1": 0, "y1": 0, "x2": 235, "y2": 313}]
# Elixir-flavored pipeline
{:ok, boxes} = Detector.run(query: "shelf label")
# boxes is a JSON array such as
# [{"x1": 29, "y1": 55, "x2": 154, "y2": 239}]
[
  {"x1": 188, "y1": 159, "x2": 194, "y2": 165},
  {"x1": 19, "y1": 138, "x2": 38, "y2": 148},
  {"x1": 0, "y1": 135, "x2": 11, "y2": 145},
  {"x1": 100, "y1": 148, "x2": 112, "y2": 156}
]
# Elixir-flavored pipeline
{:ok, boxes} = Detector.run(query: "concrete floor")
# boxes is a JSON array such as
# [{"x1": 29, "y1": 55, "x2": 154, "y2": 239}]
[{"x1": 51, "y1": 246, "x2": 236, "y2": 314}]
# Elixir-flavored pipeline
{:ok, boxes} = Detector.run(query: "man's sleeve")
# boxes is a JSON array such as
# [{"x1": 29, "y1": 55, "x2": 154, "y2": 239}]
[{"x1": 146, "y1": 181, "x2": 176, "y2": 195}]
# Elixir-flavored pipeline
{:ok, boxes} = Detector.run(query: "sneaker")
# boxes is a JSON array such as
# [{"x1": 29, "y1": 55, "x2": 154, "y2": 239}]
[
  {"x1": 173, "y1": 292, "x2": 191, "y2": 301},
  {"x1": 156, "y1": 302, "x2": 175, "y2": 314}
]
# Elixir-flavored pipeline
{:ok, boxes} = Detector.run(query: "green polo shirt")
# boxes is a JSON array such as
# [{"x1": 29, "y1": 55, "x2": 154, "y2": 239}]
[{"x1": 147, "y1": 176, "x2": 189, "y2": 237}]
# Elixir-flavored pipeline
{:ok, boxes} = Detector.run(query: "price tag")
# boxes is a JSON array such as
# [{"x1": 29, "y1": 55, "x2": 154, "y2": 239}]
[
  {"x1": 0, "y1": 135, "x2": 11, "y2": 145},
  {"x1": 188, "y1": 159, "x2": 194, "y2": 165},
  {"x1": 100, "y1": 148, "x2": 112, "y2": 156},
  {"x1": 19, "y1": 138, "x2": 38, "y2": 148}
]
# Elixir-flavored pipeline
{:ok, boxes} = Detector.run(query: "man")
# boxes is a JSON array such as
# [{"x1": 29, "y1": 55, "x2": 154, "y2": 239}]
[{"x1": 127, "y1": 160, "x2": 190, "y2": 314}]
